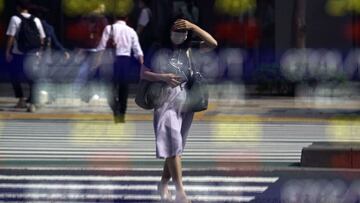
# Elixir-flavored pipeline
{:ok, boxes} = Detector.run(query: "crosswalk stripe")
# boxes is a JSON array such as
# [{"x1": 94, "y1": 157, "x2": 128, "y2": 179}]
[
  {"x1": 0, "y1": 156, "x2": 300, "y2": 160},
  {"x1": 0, "y1": 167, "x2": 247, "y2": 171},
  {"x1": 0, "y1": 121, "x2": 330, "y2": 126},
  {"x1": 0, "y1": 183, "x2": 269, "y2": 193},
  {"x1": 0, "y1": 136, "x2": 342, "y2": 142},
  {"x1": 2, "y1": 120, "x2": 358, "y2": 163},
  {"x1": 0, "y1": 151, "x2": 301, "y2": 155},
  {"x1": 0, "y1": 159, "x2": 300, "y2": 164},
  {"x1": 0, "y1": 147, "x2": 302, "y2": 152},
  {"x1": 0, "y1": 175, "x2": 279, "y2": 183},
  {"x1": 0, "y1": 134, "x2": 334, "y2": 139},
  {"x1": 0, "y1": 193, "x2": 256, "y2": 202}
]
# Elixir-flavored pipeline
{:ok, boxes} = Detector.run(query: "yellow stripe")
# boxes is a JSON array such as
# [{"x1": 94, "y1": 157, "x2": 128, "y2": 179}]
[{"x1": 0, "y1": 113, "x2": 358, "y2": 123}]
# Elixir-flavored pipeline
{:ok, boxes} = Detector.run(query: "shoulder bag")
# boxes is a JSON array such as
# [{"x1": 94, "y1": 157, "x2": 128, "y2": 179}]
[{"x1": 183, "y1": 49, "x2": 209, "y2": 112}]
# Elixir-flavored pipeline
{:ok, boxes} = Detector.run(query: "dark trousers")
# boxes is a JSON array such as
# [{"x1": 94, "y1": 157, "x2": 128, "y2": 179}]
[
  {"x1": 108, "y1": 56, "x2": 131, "y2": 115},
  {"x1": 8, "y1": 54, "x2": 34, "y2": 103},
  {"x1": 76, "y1": 51, "x2": 102, "y2": 101}
]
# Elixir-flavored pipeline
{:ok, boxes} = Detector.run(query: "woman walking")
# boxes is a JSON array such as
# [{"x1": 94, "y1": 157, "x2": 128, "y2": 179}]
[{"x1": 140, "y1": 18, "x2": 217, "y2": 203}]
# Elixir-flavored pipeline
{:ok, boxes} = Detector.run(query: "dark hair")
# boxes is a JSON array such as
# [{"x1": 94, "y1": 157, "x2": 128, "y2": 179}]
[
  {"x1": 140, "y1": 0, "x2": 151, "y2": 7},
  {"x1": 185, "y1": 0, "x2": 197, "y2": 13},
  {"x1": 30, "y1": 5, "x2": 49, "y2": 19},
  {"x1": 17, "y1": 0, "x2": 31, "y2": 10},
  {"x1": 114, "y1": 15, "x2": 128, "y2": 21},
  {"x1": 162, "y1": 14, "x2": 193, "y2": 49}
]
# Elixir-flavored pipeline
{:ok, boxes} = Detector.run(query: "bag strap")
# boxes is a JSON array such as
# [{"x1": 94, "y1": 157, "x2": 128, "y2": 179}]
[
  {"x1": 110, "y1": 25, "x2": 114, "y2": 40},
  {"x1": 17, "y1": 13, "x2": 35, "y2": 22},
  {"x1": 186, "y1": 48, "x2": 195, "y2": 76},
  {"x1": 109, "y1": 24, "x2": 116, "y2": 47},
  {"x1": 17, "y1": 13, "x2": 25, "y2": 20}
]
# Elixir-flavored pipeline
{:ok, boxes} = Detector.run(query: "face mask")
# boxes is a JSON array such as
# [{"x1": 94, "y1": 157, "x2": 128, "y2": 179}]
[{"x1": 171, "y1": 31, "x2": 188, "y2": 45}]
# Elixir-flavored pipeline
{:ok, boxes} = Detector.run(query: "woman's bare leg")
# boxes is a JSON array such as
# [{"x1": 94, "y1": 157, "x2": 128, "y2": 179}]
[
  {"x1": 161, "y1": 159, "x2": 171, "y2": 183},
  {"x1": 166, "y1": 156, "x2": 188, "y2": 198},
  {"x1": 159, "y1": 160, "x2": 172, "y2": 197}
]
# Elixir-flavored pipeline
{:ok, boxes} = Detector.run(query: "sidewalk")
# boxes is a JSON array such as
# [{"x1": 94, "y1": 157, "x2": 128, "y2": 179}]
[{"x1": 0, "y1": 81, "x2": 358, "y2": 122}]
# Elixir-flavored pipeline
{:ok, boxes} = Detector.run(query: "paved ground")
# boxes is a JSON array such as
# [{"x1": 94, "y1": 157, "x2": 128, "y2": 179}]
[
  {"x1": 0, "y1": 108, "x2": 358, "y2": 202},
  {"x1": 0, "y1": 95, "x2": 359, "y2": 121},
  {"x1": 0, "y1": 167, "x2": 359, "y2": 202},
  {"x1": 0, "y1": 84, "x2": 359, "y2": 202},
  {"x1": 0, "y1": 118, "x2": 359, "y2": 166},
  {"x1": 0, "y1": 82, "x2": 359, "y2": 122}
]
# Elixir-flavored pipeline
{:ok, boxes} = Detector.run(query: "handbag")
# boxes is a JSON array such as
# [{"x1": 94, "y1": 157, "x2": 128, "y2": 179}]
[
  {"x1": 135, "y1": 80, "x2": 168, "y2": 110},
  {"x1": 183, "y1": 49, "x2": 209, "y2": 112},
  {"x1": 135, "y1": 79, "x2": 153, "y2": 110},
  {"x1": 135, "y1": 49, "x2": 208, "y2": 112}
]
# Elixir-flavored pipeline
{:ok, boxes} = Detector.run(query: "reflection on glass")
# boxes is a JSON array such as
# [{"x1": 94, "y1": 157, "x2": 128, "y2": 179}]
[
  {"x1": 62, "y1": 0, "x2": 133, "y2": 16},
  {"x1": 213, "y1": 120, "x2": 262, "y2": 141},
  {"x1": 71, "y1": 121, "x2": 135, "y2": 145},
  {"x1": 0, "y1": 0, "x2": 3, "y2": 15},
  {"x1": 215, "y1": 0, "x2": 256, "y2": 16},
  {"x1": 282, "y1": 179, "x2": 349, "y2": 203},
  {"x1": 328, "y1": 119, "x2": 360, "y2": 141},
  {"x1": 326, "y1": 0, "x2": 360, "y2": 16},
  {"x1": 0, "y1": 121, "x2": 4, "y2": 137}
]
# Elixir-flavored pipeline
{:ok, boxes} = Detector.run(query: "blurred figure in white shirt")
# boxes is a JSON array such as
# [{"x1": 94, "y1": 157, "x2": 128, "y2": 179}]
[
  {"x1": 97, "y1": 14, "x2": 144, "y2": 123},
  {"x1": 136, "y1": 0, "x2": 154, "y2": 55}
]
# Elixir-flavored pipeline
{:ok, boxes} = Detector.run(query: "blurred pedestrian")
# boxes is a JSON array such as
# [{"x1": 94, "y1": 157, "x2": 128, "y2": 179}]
[
  {"x1": 31, "y1": 5, "x2": 70, "y2": 103},
  {"x1": 136, "y1": 0, "x2": 154, "y2": 55},
  {"x1": 97, "y1": 14, "x2": 144, "y2": 123},
  {"x1": 32, "y1": 6, "x2": 69, "y2": 60},
  {"x1": 174, "y1": 0, "x2": 199, "y2": 24},
  {"x1": 140, "y1": 17, "x2": 217, "y2": 202},
  {"x1": 5, "y1": 0, "x2": 46, "y2": 112},
  {"x1": 73, "y1": 3, "x2": 108, "y2": 103}
]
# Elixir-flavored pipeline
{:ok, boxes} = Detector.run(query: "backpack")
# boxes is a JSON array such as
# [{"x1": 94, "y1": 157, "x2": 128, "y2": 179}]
[{"x1": 17, "y1": 14, "x2": 42, "y2": 53}]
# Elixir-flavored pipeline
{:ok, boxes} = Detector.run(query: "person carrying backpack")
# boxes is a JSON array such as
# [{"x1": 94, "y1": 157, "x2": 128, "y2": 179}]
[{"x1": 5, "y1": 0, "x2": 45, "y2": 112}]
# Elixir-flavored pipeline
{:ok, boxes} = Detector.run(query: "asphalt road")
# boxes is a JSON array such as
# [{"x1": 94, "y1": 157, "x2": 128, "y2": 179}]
[
  {"x1": 0, "y1": 167, "x2": 359, "y2": 202},
  {"x1": 1, "y1": 119, "x2": 358, "y2": 165},
  {"x1": 0, "y1": 119, "x2": 359, "y2": 202}
]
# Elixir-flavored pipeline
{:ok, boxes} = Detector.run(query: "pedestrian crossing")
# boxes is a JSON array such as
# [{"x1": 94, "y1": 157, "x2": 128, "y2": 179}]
[
  {"x1": 0, "y1": 168, "x2": 279, "y2": 202},
  {"x1": 0, "y1": 117, "x2": 359, "y2": 202},
  {"x1": 0, "y1": 120, "x2": 359, "y2": 164}
]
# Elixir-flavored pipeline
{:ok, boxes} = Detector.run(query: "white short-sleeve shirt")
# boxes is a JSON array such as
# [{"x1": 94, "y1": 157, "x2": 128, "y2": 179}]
[
  {"x1": 6, "y1": 12, "x2": 46, "y2": 55},
  {"x1": 97, "y1": 21, "x2": 144, "y2": 58}
]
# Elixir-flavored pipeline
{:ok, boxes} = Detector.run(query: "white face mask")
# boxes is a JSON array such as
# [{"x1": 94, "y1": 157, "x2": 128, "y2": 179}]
[{"x1": 171, "y1": 31, "x2": 188, "y2": 45}]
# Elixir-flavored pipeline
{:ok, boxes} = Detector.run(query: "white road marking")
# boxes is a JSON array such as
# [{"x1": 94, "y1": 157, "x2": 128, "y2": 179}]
[
  {"x1": 0, "y1": 175, "x2": 279, "y2": 183},
  {"x1": 0, "y1": 193, "x2": 255, "y2": 202},
  {"x1": 0, "y1": 183, "x2": 268, "y2": 193}
]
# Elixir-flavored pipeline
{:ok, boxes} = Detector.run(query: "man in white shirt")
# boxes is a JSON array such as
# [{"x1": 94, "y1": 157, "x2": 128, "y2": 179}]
[
  {"x1": 97, "y1": 15, "x2": 144, "y2": 123},
  {"x1": 5, "y1": 0, "x2": 45, "y2": 112}
]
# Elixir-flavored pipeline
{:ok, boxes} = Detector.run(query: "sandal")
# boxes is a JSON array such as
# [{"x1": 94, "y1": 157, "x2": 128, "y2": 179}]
[{"x1": 157, "y1": 182, "x2": 173, "y2": 202}]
